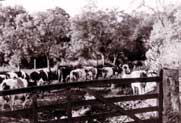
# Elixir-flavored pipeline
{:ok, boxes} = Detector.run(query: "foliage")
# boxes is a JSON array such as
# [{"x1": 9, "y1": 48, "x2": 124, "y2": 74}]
[
  {"x1": 146, "y1": 5, "x2": 181, "y2": 71},
  {"x1": 70, "y1": 6, "x2": 152, "y2": 65},
  {"x1": 33, "y1": 7, "x2": 71, "y2": 60},
  {"x1": 0, "y1": 3, "x2": 155, "y2": 68},
  {"x1": 0, "y1": 5, "x2": 27, "y2": 66},
  {"x1": 0, "y1": 6, "x2": 71, "y2": 67}
]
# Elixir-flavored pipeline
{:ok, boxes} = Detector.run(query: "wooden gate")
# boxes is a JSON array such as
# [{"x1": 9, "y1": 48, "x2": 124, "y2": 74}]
[{"x1": 0, "y1": 68, "x2": 179, "y2": 123}]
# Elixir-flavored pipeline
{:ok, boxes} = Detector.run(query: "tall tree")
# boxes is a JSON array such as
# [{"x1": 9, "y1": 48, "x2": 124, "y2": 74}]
[
  {"x1": 146, "y1": 4, "x2": 181, "y2": 71},
  {"x1": 33, "y1": 7, "x2": 71, "y2": 68},
  {"x1": 128, "y1": 12, "x2": 154, "y2": 61},
  {"x1": 0, "y1": 5, "x2": 27, "y2": 67},
  {"x1": 70, "y1": 5, "x2": 151, "y2": 65}
]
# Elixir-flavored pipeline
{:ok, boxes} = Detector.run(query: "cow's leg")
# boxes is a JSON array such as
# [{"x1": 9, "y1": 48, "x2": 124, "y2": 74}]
[
  {"x1": 138, "y1": 85, "x2": 142, "y2": 95},
  {"x1": 140, "y1": 83, "x2": 146, "y2": 94},
  {"x1": 131, "y1": 83, "x2": 136, "y2": 95},
  {"x1": 133, "y1": 88, "x2": 135, "y2": 95},
  {"x1": 1, "y1": 98, "x2": 7, "y2": 110},
  {"x1": 22, "y1": 94, "x2": 30, "y2": 108},
  {"x1": 11, "y1": 95, "x2": 15, "y2": 110},
  {"x1": 141, "y1": 86, "x2": 145, "y2": 94}
]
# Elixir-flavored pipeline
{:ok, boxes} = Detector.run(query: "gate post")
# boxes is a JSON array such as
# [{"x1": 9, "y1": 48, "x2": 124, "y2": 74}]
[{"x1": 162, "y1": 68, "x2": 180, "y2": 123}]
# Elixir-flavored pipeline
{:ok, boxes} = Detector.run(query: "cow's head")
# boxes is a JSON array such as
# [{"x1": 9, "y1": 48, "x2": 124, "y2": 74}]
[{"x1": 122, "y1": 64, "x2": 131, "y2": 74}]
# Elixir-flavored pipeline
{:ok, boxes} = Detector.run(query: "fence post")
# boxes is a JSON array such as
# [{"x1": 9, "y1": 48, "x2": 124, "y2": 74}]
[
  {"x1": 162, "y1": 68, "x2": 180, "y2": 123},
  {"x1": 31, "y1": 92, "x2": 38, "y2": 123},
  {"x1": 67, "y1": 89, "x2": 72, "y2": 123},
  {"x1": 157, "y1": 69, "x2": 163, "y2": 123}
]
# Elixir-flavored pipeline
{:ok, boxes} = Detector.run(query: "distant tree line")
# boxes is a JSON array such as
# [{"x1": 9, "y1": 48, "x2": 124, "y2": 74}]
[{"x1": 0, "y1": 2, "x2": 177, "y2": 70}]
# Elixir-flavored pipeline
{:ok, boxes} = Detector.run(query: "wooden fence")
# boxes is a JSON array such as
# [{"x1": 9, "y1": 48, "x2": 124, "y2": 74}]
[{"x1": 0, "y1": 68, "x2": 180, "y2": 123}]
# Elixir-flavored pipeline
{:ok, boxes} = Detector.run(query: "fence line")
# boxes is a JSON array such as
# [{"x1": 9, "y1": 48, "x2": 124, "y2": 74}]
[{"x1": 0, "y1": 75, "x2": 162, "y2": 123}]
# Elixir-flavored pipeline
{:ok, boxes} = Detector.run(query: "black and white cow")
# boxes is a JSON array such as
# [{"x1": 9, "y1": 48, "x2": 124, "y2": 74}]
[
  {"x1": 15, "y1": 71, "x2": 30, "y2": 80},
  {"x1": 69, "y1": 68, "x2": 87, "y2": 82},
  {"x1": 29, "y1": 68, "x2": 59, "y2": 86},
  {"x1": 121, "y1": 64, "x2": 147, "y2": 95},
  {"x1": 57, "y1": 65, "x2": 74, "y2": 83},
  {"x1": 101, "y1": 67, "x2": 114, "y2": 78},
  {"x1": 6, "y1": 71, "x2": 18, "y2": 79},
  {"x1": 0, "y1": 70, "x2": 30, "y2": 84},
  {"x1": 0, "y1": 78, "x2": 29, "y2": 110},
  {"x1": 0, "y1": 74, "x2": 8, "y2": 84},
  {"x1": 83, "y1": 66, "x2": 98, "y2": 80},
  {"x1": 96, "y1": 64, "x2": 122, "y2": 79},
  {"x1": 29, "y1": 69, "x2": 48, "y2": 86},
  {"x1": 2, "y1": 70, "x2": 30, "y2": 80},
  {"x1": 29, "y1": 71, "x2": 41, "y2": 86}
]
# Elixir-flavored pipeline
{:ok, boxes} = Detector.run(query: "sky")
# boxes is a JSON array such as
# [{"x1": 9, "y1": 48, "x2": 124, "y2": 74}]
[{"x1": 0, "y1": 0, "x2": 179, "y2": 16}]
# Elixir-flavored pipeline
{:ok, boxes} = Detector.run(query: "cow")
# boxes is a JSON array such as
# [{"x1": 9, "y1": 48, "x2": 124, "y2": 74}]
[
  {"x1": 6, "y1": 71, "x2": 18, "y2": 79},
  {"x1": 29, "y1": 67, "x2": 60, "y2": 86},
  {"x1": 69, "y1": 68, "x2": 87, "y2": 82},
  {"x1": 0, "y1": 78, "x2": 29, "y2": 110},
  {"x1": 38, "y1": 68, "x2": 59, "y2": 85},
  {"x1": 96, "y1": 66, "x2": 115, "y2": 79},
  {"x1": 29, "y1": 71, "x2": 41, "y2": 86},
  {"x1": 121, "y1": 64, "x2": 131, "y2": 74},
  {"x1": 39, "y1": 69, "x2": 49, "y2": 83},
  {"x1": 29, "y1": 69, "x2": 49, "y2": 86},
  {"x1": 57, "y1": 65, "x2": 74, "y2": 83},
  {"x1": 83, "y1": 66, "x2": 98, "y2": 80},
  {"x1": 15, "y1": 71, "x2": 30, "y2": 80},
  {"x1": 102, "y1": 67, "x2": 114, "y2": 78},
  {"x1": 1, "y1": 70, "x2": 30, "y2": 80},
  {"x1": 121, "y1": 64, "x2": 147, "y2": 95},
  {"x1": 0, "y1": 74, "x2": 8, "y2": 84},
  {"x1": 0, "y1": 70, "x2": 29, "y2": 84}
]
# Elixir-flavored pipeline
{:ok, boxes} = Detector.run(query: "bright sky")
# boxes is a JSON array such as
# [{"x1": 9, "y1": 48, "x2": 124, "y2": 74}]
[{"x1": 0, "y1": 0, "x2": 179, "y2": 16}]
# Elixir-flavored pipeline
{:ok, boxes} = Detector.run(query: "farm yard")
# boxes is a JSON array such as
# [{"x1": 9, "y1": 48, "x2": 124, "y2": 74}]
[{"x1": 0, "y1": 0, "x2": 180, "y2": 123}]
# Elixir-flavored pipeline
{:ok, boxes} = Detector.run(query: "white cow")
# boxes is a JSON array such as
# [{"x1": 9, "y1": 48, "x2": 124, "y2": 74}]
[
  {"x1": 83, "y1": 66, "x2": 98, "y2": 80},
  {"x1": 7, "y1": 71, "x2": 18, "y2": 79},
  {"x1": 121, "y1": 64, "x2": 147, "y2": 95},
  {"x1": 101, "y1": 67, "x2": 114, "y2": 79},
  {"x1": 0, "y1": 78, "x2": 29, "y2": 110},
  {"x1": 69, "y1": 68, "x2": 87, "y2": 82}
]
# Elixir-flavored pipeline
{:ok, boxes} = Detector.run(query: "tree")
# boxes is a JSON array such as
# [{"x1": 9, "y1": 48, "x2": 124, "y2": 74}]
[
  {"x1": 146, "y1": 4, "x2": 181, "y2": 71},
  {"x1": 0, "y1": 5, "x2": 28, "y2": 67},
  {"x1": 71, "y1": 6, "x2": 123, "y2": 64},
  {"x1": 127, "y1": 12, "x2": 154, "y2": 61},
  {"x1": 70, "y1": 5, "x2": 152, "y2": 65},
  {"x1": 33, "y1": 7, "x2": 71, "y2": 68}
]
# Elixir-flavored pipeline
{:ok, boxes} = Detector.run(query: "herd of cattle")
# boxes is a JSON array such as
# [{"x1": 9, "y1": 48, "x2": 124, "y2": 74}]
[{"x1": 0, "y1": 62, "x2": 158, "y2": 110}]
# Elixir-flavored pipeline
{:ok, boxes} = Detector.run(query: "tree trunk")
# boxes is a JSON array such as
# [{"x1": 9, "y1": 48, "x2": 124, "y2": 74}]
[
  {"x1": 18, "y1": 61, "x2": 20, "y2": 71},
  {"x1": 34, "y1": 59, "x2": 36, "y2": 69},
  {"x1": 96, "y1": 52, "x2": 105, "y2": 66},
  {"x1": 100, "y1": 53, "x2": 105, "y2": 66},
  {"x1": 113, "y1": 53, "x2": 118, "y2": 65},
  {"x1": 47, "y1": 56, "x2": 50, "y2": 70}
]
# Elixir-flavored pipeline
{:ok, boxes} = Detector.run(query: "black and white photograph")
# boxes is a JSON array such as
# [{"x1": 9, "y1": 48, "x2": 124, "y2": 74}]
[{"x1": 0, "y1": 0, "x2": 180, "y2": 123}]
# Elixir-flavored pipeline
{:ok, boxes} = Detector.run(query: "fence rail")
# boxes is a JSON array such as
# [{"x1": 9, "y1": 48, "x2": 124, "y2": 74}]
[{"x1": 0, "y1": 77, "x2": 160, "y2": 96}]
